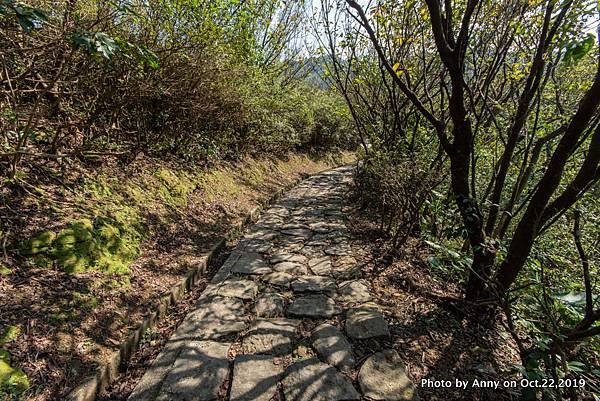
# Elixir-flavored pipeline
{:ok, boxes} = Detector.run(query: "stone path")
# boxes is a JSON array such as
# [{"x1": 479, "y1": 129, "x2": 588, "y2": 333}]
[{"x1": 128, "y1": 166, "x2": 415, "y2": 401}]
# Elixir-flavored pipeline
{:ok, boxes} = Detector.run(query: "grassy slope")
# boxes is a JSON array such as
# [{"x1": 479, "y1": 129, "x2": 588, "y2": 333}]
[{"x1": 0, "y1": 151, "x2": 354, "y2": 401}]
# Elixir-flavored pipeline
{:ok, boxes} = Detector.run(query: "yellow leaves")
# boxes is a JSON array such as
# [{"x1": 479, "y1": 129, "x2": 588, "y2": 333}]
[
  {"x1": 392, "y1": 63, "x2": 405, "y2": 77},
  {"x1": 394, "y1": 36, "x2": 415, "y2": 47},
  {"x1": 418, "y1": 6, "x2": 430, "y2": 21},
  {"x1": 525, "y1": 0, "x2": 545, "y2": 6},
  {"x1": 509, "y1": 61, "x2": 530, "y2": 81}
]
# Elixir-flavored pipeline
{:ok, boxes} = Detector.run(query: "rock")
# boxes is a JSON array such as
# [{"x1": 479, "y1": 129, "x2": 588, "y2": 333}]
[
  {"x1": 308, "y1": 257, "x2": 332, "y2": 276},
  {"x1": 262, "y1": 271, "x2": 294, "y2": 288},
  {"x1": 230, "y1": 355, "x2": 283, "y2": 401},
  {"x1": 333, "y1": 255, "x2": 357, "y2": 267},
  {"x1": 244, "y1": 240, "x2": 273, "y2": 254},
  {"x1": 282, "y1": 357, "x2": 360, "y2": 401},
  {"x1": 310, "y1": 233, "x2": 331, "y2": 242},
  {"x1": 330, "y1": 223, "x2": 347, "y2": 232},
  {"x1": 273, "y1": 261, "x2": 308, "y2": 276},
  {"x1": 128, "y1": 340, "x2": 183, "y2": 401},
  {"x1": 270, "y1": 252, "x2": 307, "y2": 264},
  {"x1": 325, "y1": 244, "x2": 352, "y2": 256},
  {"x1": 215, "y1": 278, "x2": 259, "y2": 300},
  {"x1": 305, "y1": 239, "x2": 329, "y2": 247},
  {"x1": 258, "y1": 209, "x2": 284, "y2": 219},
  {"x1": 308, "y1": 222, "x2": 334, "y2": 233},
  {"x1": 242, "y1": 318, "x2": 299, "y2": 355},
  {"x1": 155, "y1": 341, "x2": 230, "y2": 401},
  {"x1": 131, "y1": 167, "x2": 359, "y2": 401},
  {"x1": 245, "y1": 228, "x2": 279, "y2": 242},
  {"x1": 336, "y1": 280, "x2": 371, "y2": 304},
  {"x1": 297, "y1": 208, "x2": 322, "y2": 218},
  {"x1": 281, "y1": 228, "x2": 313, "y2": 239},
  {"x1": 299, "y1": 246, "x2": 324, "y2": 258},
  {"x1": 287, "y1": 294, "x2": 340, "y2": 318},
  {"x1": 231, "y1": 252, "x2": 272, "y2": 275},
  {"x1": 211, "y1": 248, "x2": 244, "y2": 283},
  {"x1": 320, "y1": 206, "x2": 340, "y2": 214},
  {"x1": 264, "y1": 206, "x2": 289, "y2": 217},
  {"x1": 258, "y1": 218, "x2": 284, "y2": 229},
  {"x1": 291, "y1": 275, "x2": 336, "y2": 293},
  {"x1": 324, "y1": 209, "x2": 344, "y2": 217},
  {"x1": 278, "y1": 235, "x2": 306, "y2": 247},
  {"x1": 345, "y1": 303, "x2": 389, "y2": 339},
  {"x1": 358, "y1": 350, "x2": 415, "y2": 400},
  {"x1": 281, "y1": 223, "x2": 310, "y2": 230},
  {"x1": 293, "y1": 344, "x2": 312, "y2": 358},
  {"x1": 311, "y1": 323, "x2": 355, "y2": 371},
  {"x1": 329, "y1": 233, "x2": 349, "y2": 244},
  {"x1": 277, "y1": 238, "x2": 305, "y2": 252},
  {"x1": 254, "y1": 293, "x2": 285, "y2": 318},
  {"x1": 172, "y1": 296, "x2": 247, "y2": 341},
  {"x1": 331, "y1": 256, "x2": 361, "y2": 280},
  {"x1": 332, "y1": 264, "x2": 362, "y2": 280}
]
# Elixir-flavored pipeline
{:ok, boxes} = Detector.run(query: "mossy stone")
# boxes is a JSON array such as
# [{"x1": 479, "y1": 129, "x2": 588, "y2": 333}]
[
  {"x1": 22, "y1": 216, "x2": 141, "y2": 274},
  {"x1": 0, "y1": 351, "x2": 29, "y2": 395},
  {"x1": 0, "y1": 326, "x2": 20, "y2": 345},
  {"x1": 0, "y1": 264, "x2": 11, "y2": 276},
  {"x1": 22, "y1": 230, "x2": 56, "y2": 255}
]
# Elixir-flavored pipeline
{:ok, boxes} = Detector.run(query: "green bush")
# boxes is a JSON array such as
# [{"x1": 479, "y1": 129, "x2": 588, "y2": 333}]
[{"x1": 0, "y1": 0, "x2": 357, "y2": 176}]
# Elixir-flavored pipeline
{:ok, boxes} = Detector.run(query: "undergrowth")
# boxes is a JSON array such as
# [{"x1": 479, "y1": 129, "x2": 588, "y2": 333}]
[{"x1": 14, "y1": 152, "x2": 353, "y2": 278}]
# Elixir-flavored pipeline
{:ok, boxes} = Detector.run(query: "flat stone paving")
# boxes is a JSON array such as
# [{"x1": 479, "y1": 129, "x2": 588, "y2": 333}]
[{"x1": 128, "y1": 166, "x2": 415, "y2": 401}]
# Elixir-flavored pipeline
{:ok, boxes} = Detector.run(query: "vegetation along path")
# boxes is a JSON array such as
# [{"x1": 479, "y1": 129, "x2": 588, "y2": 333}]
[{"x1": 128, "y1": 166, "x2": 414, "y2": 401}]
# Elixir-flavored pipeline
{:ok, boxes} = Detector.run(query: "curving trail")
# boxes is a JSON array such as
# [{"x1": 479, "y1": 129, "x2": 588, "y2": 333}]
[{"x1": 128, "y1": 166, "x2": 415, "y2": 401}]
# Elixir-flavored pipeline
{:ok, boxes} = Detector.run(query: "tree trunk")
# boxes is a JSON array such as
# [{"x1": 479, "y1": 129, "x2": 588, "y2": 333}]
[
  {"x1": 495, "y1": 76, "x2": 600, "y2": 292},
  {"x1": 448, "y1": 122, "x2": 495, "y2": 301}
]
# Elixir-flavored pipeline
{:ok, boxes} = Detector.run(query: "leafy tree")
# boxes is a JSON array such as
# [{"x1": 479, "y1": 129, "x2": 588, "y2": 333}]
[
  {"x1": 317, "y1": 0, "x2": 599, "y2": 396},
  {"x1": 338, "y1": 0, "x2": 599, "y2": 302}
]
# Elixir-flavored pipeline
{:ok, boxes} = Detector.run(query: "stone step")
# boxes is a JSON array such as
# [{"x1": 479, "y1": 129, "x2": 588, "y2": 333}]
[
  {"x1": 242, "y1": 318, "x2": 300, "y2": 356},
  {"x1": 311, "y1": 323, "x2": 355, "y2": 371},
  {"x1": 358, "y1": 350, "x2": 416, "y2": 401},
  {"x1": 155, "y1": 341, "x2": 230, "y2": 401},
  {"x1": 286, "y1": 294, "x2": 341, "y2": 318},
  {"x1": 272, "y1": 261, "x2": 309, "y2": 276},
  {"x1": 231, "y1": 252, "x2": 272, "y2": 275},
  {"x1": 230, "y1": 355, "x2": 282, "y2": 401},
  {"x1": 345, "y1": 303, "x2": 390, "y2": 340},
  {"x1": 172, "y1": 296, "x2": 247, "y2": 341},
  {"x1": 336, "y1": 279, "x2": 372, "y2": 304},
  {"x1": 282, "y1": 357, "x2": 360, "y2": 401},
  {"x1": 290, "y1": 275, "x2": 336, "y2": 294},
  {"x1": 254, "y1": 292, "x2": 285, "y2": 318}
]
